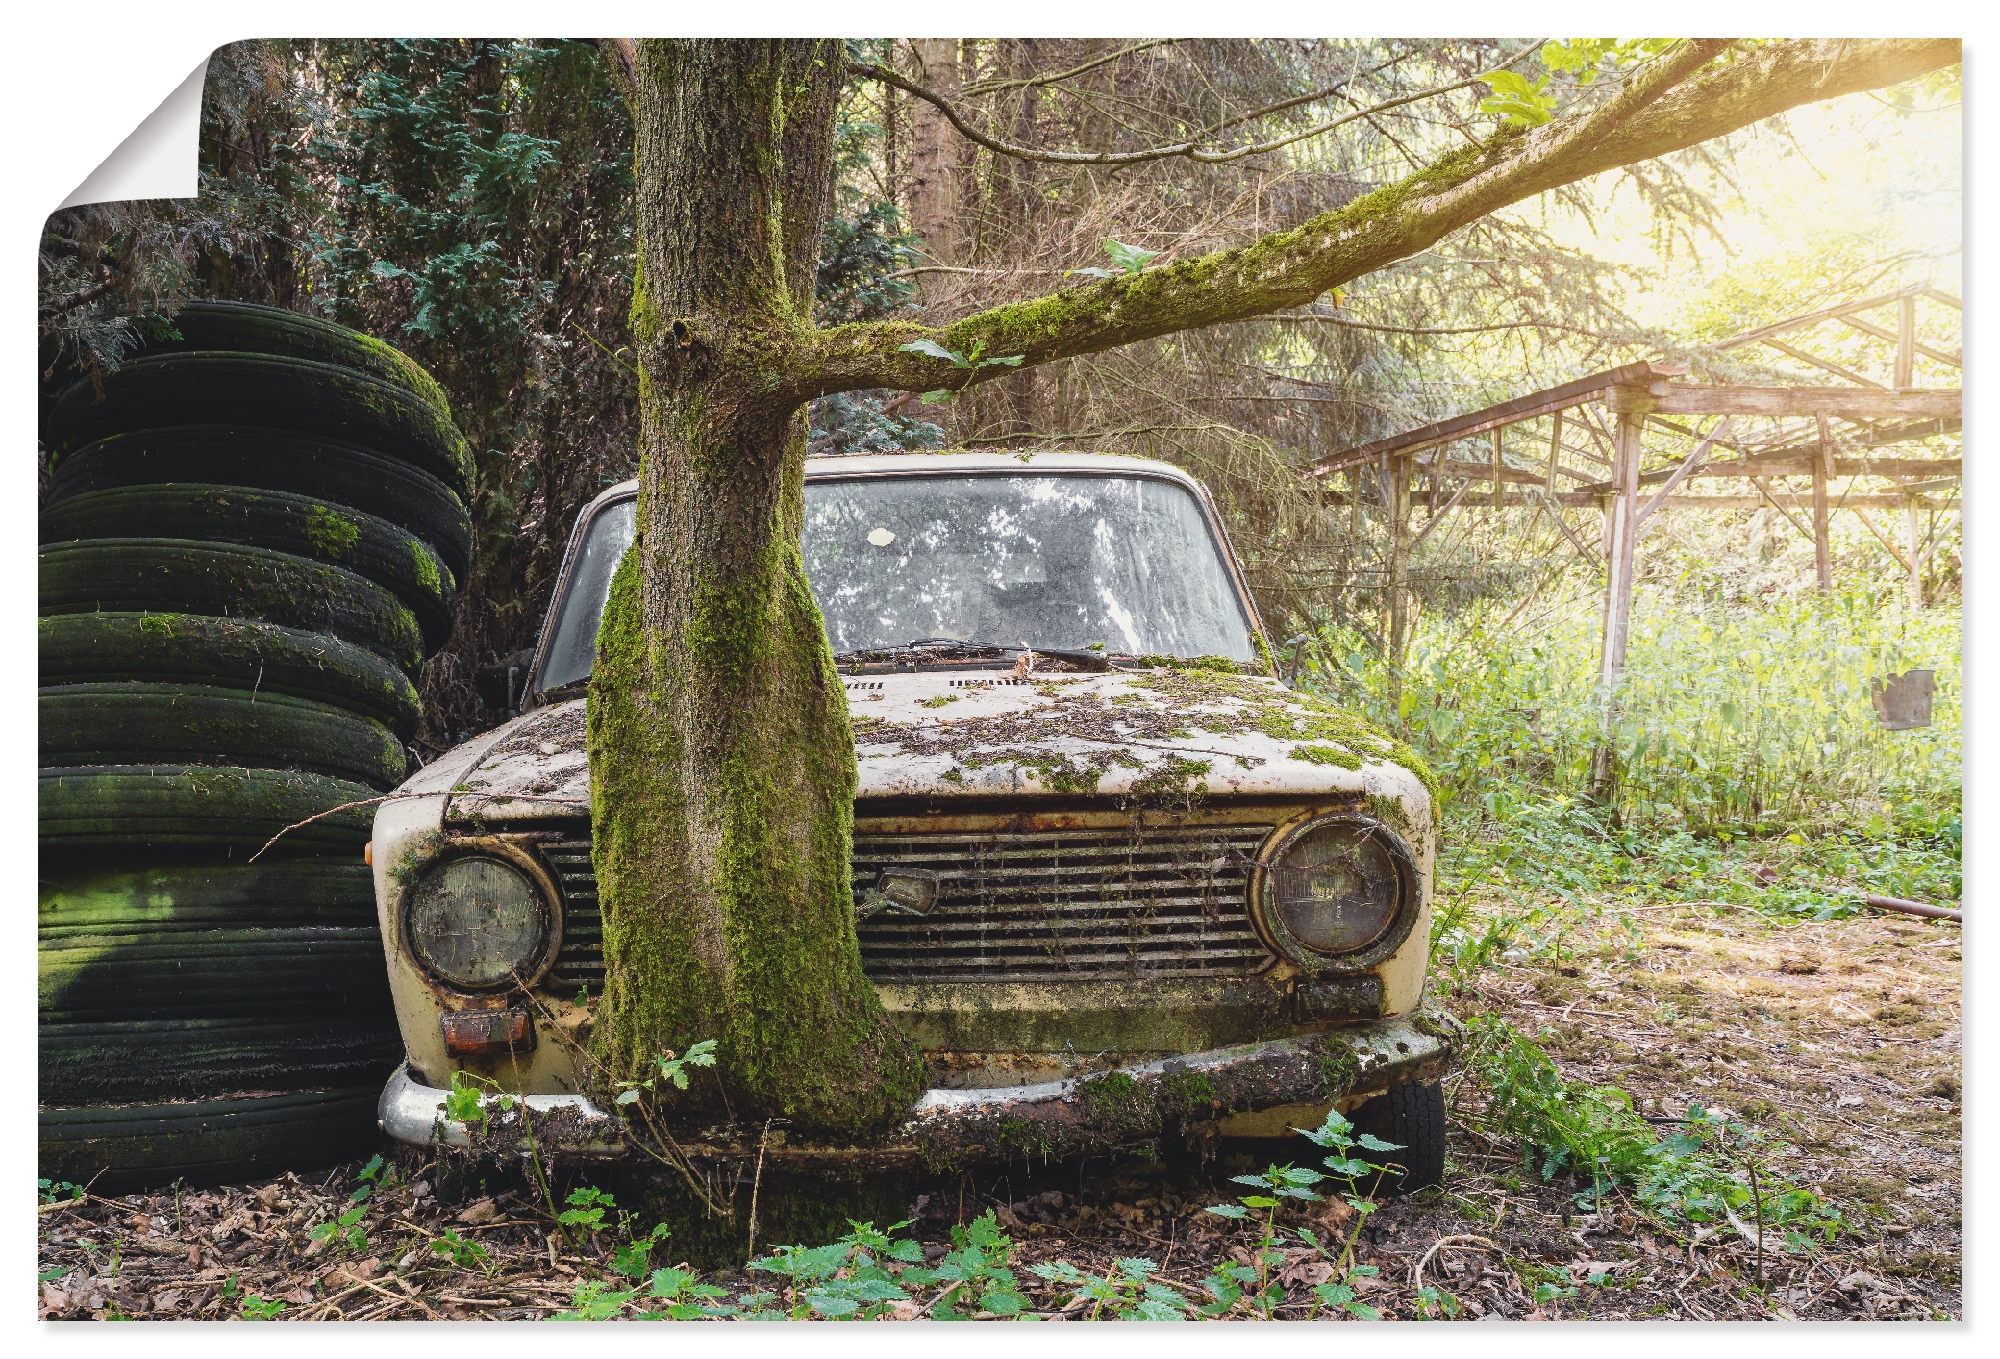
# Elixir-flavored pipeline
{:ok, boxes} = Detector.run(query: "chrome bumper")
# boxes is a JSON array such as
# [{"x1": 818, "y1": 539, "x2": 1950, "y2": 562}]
[{"x1": 377, "y1": 1006, "x2": 1457, "y2": 1169}]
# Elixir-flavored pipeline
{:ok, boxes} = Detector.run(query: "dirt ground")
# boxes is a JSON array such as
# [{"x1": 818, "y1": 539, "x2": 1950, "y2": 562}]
[{"x1": 37, "y1": 903, "x2": 1960, "y2": 1322}]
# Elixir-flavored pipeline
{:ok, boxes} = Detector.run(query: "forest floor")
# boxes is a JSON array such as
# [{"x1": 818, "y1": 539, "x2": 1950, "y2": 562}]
[{"x1": 37, "y1": 901, "x2": 1960, "y2": 1322}]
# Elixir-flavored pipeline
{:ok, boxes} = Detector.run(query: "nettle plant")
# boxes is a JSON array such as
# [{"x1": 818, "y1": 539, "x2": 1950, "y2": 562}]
[{"x1": 1201, "y1": 1108, "x2": 1404, "y2": 1320}]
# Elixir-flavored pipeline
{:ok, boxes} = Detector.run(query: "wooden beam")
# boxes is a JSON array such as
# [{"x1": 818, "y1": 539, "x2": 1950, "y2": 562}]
[
  {"x1": 1711, "y1": 286, "x2": 1928, "y2": 351},
  {"x1": 1440, "y1": 491, "x2": 1950, "y2": 511},
  {"x1": 1570, "y1": 454, "x2": 1959, "y2": 496},
  {"x1": 1305, "y1": 361, "x2": 1682, "y2": 477},
  {"x1": 1646, "y1": 385, "x2": 1960, "y2": 419},
  {"x1": 1896, "y1": 294, "x2": 1917, "y2": 388},
  {"x1": 1591, "y1": 412, "x2": 1644, "y2": 801},
  {"x1": 1490, "y1": 429, "x2": 1505, "y2": 510},
  {"x1": 1546, "y1": 411, "x2": 1561, "y2": 494},
  {"x1": 1756, "y1": 336, "x2": 1885, "y2": 388},
  {"x1": 1813, "y1": 414, "x2": 1834, "y2": 591},
  {"x1": 1905, "y1": 496, "x2": 1924, "y2": 609},
  {"x1": 1637, "y1": 418, "x2": 1730, "y2": 530},
  {"x1": 1747, "y1": 416, "x2": 1961, "y2": 463},
  {"x1": 1839, "y1": 312, "x2": 1959, "y2": 368}
]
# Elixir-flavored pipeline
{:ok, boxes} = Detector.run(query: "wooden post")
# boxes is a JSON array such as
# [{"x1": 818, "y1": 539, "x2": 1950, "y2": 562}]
[
  {"x1": 1895, "y1": 294, "x2": 1917, "y2": 389},
  {"x1": 1905, "y1": 493, "x2": 1924, "y2": 610},
  {"x1": 1813, "y1": 413, "x2": 1834, "y2": 591},
  {"x1": 1385, "y1": 454, "x2": 1412, "y2": 718},
  {"x1": 1590, "y1": 410, "x2": 1643, "y2": 801},
  {"x1": 1546, "y1": 410, "x2": 1562, "y2": 494},
  {"x1": 1491, "y1": 428, "x2": 1505, "y2": 509}
]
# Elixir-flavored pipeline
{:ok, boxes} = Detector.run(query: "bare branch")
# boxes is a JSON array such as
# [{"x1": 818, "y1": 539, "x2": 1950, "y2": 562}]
[
  {"x1": 847, "y1": 39, "x2": 1542, "y2": 168},
  {"x1": 801, "y1": 39, "x2": 1958, "y2": 401},
  {"x1": 959, "y1": 39, "x2": 1177, "y2": 98}
]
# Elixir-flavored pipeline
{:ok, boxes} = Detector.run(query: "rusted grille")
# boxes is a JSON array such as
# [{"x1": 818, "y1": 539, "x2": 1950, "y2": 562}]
[
  {"x1": 858, "y1": 825, "x2": 1271, "y2": 982},
  {"x1": 541, "y1": 844, "x2": 604, "y2": 994},
  {"x1": 541, "y1": 824, "x2": 1273, "y2": 988}
]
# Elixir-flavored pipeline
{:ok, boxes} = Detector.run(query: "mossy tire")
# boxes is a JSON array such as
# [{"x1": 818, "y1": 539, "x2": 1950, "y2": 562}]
[
  {"x1": 137, "y1": 300, "x2": 452, "y2": 411},
  {"x1": 39, "y1": 1087, "x2": 384, "y2": 1192},
  {"x1": 45, "y1": 352, "x2": 471, "y2": 494},
  {"x1": 39, "y1": 925, "x2": 392, "y2": 1023},
  {"x1": 1350, "y1": 1078, "x2": 1446, "y2": 1195},
  {"x1": 40, "y1": 683, "x2": 408, "y2": 789},
  {"x1": 39, "y1": 612, "x2": 422, "y2": 738},
  {"x1": 42, "y1": 485, "x2": 456, "y2": 650},
  {"x1": 38, "y1": 765, "x2": 376, "y2": 858},
  {"x1": 45, "y1": 427, "x2": 471, "y2": 580},
  {"x1": 40, "y1": 1018, "x2": 399, "y2": 1107},
  {"x1": 40, "y1": 859, "x2": 376, "y2": 934},
  {"x1": 40, "y1": 539, "x2": 424, "y2": 675}
]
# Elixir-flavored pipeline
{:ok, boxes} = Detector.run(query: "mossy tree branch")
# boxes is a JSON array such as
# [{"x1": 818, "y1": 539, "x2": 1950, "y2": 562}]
[{"x1": 801, "y1": 38, "x2": 1959, "y2": 400}]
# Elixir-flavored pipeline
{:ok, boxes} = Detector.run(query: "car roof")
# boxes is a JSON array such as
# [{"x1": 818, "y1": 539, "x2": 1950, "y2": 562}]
[{"x1": 573, "y1": 449, "x2": 1211, "y2": 519}]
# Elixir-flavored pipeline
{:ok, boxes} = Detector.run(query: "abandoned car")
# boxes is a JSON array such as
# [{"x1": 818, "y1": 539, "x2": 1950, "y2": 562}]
[{"x1": 372, "y1": 450, "x2": 1456, "y2": 1181}]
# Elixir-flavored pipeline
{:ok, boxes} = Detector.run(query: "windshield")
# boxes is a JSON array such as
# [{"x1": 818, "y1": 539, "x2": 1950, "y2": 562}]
[{"x1": 536, "y1": 472, "x2": 1257, "y2": 691}]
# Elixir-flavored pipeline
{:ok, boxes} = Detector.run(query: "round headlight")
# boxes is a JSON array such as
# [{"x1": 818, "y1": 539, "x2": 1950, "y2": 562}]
[
  {"x1": 405, "y1": 854, "x2": 554, "y2": 991},
  {"x1": 1259, "y1": 816, "x2": 1415, "y2": 967}
]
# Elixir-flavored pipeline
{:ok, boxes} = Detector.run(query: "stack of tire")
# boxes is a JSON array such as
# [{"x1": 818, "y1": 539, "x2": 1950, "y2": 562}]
[{"x1": 38, "y1": 301, "x2": 472, "y2": 1191}]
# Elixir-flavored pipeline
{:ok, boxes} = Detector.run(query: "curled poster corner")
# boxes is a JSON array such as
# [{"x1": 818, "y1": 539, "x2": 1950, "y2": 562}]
[{"x1": 58, "y1": 58, "x2": 207, "y2": 209}]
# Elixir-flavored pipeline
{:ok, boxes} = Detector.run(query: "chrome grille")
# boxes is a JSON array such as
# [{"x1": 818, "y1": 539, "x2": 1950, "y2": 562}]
[{"x1": 541, "y1": 823, "x2": 1274, "y2": 988}]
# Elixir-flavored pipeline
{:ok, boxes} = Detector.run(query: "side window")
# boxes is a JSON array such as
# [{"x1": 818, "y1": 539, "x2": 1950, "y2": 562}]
[{"x1": 536, "y1": 498, "x2": 636, "y2": 693}]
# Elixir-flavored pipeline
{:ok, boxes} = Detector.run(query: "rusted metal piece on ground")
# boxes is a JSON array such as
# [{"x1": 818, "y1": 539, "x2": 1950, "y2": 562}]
[
  {"x1": 1863, "y1": 894, "x2": 1960, "y2": 924},
  {"x1": 379, "y1": 1006, "x2": 1457, "y2": 1171},
  {"x1": 1870, "y1": 669, "x2": 1936, "y2": 730}
]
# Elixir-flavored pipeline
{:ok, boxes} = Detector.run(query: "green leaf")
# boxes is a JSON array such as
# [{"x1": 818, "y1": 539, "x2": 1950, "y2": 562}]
[
  {"x1": 899, "y1": 338, "x2": 965, "y2": 364},
  {"x1": 920, "y1": 389, "x2": 955, "y2": 405},
  {"x1": 1101, "y1": 239, "x2": 1161, "y2": 274},
  {"x1": 1067, "y1": 266, "x2": 1119, "y2": 279}
]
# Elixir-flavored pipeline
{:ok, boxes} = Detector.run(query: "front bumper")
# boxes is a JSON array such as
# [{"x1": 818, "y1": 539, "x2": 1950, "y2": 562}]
[{"x1": 378, "y1": 1006, "x2": 1457, "y2": 1170}]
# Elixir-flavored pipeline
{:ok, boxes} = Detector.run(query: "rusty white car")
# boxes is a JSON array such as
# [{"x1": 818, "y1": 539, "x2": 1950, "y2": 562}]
[{"x1": 371, "y1": 451, "x2": 1455, "y2": 1182}]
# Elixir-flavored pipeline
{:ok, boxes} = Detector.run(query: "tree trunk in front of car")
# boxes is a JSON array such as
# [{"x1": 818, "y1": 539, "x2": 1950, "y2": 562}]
[{"x1": 586, "y1": 40, "x2": 925, "y2": 1136}]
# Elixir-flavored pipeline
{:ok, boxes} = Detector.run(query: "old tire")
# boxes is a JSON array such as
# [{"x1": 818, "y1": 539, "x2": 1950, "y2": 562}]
[
  {"x1": 40, "y1": 683, "x2": 408, "y2": 789},
  {"x1": 39, "y1": 926, "x2": 392, "y2": 1023},
  {"x1": 45, "y1": 427, "x2": 472, "y2": 580},
  {"x1": 138, "y1": 300, "x2": 452, "y2": 411},
  {"x1": 39, "y1": 1087, "x2": 383, "y2": 1192},
  {"x1": 39, "y1": 1018, "x2": 399, "y2": 1107},
  {"x1": 40, "y1": 859, "x2": 375, "y2": 931},
  {"x1": 1349, "y1": 1079, "x2": 1446, "y2": 1195},
  {"x1": 38, "y1": 612, "x2": 422, "y2": 738},
  {"x1": 45, "y1": 352, "x2": 472, "y2": 494},
  {"x1": 40, "y1": 539, "x2": 424, "y2": 675},
  {"x1": 38, "y1": 765, "x2": 376, "y2": 858},
  {"x1": 42, "y1": 485, "x2": 456, "y2": 650}
]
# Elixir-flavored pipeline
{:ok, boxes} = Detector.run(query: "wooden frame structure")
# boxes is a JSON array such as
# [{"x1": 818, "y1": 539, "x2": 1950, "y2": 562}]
[{"x1": 1305, "y1": 286, "x2": 1962, "y2": 796}]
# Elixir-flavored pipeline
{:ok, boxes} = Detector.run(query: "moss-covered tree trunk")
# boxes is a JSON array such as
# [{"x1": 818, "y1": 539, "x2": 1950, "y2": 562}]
[{"x1": 586, "y1": 39, "x2": 924, "y2": 1136}]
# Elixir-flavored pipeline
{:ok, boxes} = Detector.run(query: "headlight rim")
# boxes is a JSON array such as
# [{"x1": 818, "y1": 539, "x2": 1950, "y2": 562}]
[
  {"x1": 1250, "y1": 812, "x2": 1419, "y2": 974},
  {"x1": 401, "y1": 841, "x2": 563, "y2": 995}
]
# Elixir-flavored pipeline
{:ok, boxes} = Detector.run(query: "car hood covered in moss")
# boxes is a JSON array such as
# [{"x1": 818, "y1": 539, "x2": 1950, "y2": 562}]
[{"x1": 399, "y1": 665, "x2": 1435, "y2": 827}]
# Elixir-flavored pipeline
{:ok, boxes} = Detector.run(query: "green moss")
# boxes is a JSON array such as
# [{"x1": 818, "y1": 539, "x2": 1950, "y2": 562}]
[
  {"x1": 302, "y1": 504, "x2": 360, "y2": 556},
  {"x1": 1250, "y1": 629, "x2": 1277, "y2": 677},
  {"x1": 1128, "y1": 755, "x2": 1212, "y2": 798},
  {"x1": 408, "y1": 542, "x2": 442, "y2": 598},
  {"x1": 1155, "y1": 1068, "x2": 1219, "y2": 1119},
  {"x1": 1291, "y1": 743, "x2": 1362, "y2": 768},
  {"x1": 917, "y1": 694, "x2": 959, "y2": 709},
  {"x1": 1132, "y1": 653, "x2": 1244, "y2": 674},
  {"x1": 136, "y1": 614, "x2": 173, "y2": 636},
  {"x1": 1316, "y1": 1045, "x2": 1361, "y2": 1097}
]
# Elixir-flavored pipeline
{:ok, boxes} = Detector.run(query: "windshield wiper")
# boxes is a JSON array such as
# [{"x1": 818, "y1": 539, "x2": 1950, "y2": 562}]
[{"x1": 836, "y1": 637, "x2": 1117, "y2": 672}]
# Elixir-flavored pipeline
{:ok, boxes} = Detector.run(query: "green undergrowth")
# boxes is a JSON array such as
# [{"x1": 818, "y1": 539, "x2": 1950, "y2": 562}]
[
  {"x1": 545, "y1": 1108, "x2": 1410, "y2": 1321},
  {"x1": 1455, "y1": 1016, "x2": 1844, "y2": 1254}
]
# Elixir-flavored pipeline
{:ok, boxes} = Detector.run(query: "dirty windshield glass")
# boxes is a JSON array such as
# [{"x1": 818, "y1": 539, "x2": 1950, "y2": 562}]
[
  {"x1": 804, "y1": 474, "x2": 1255, "y2": 660},
  {"x1": 537, "y1": 472, "x2": 1256, "y2": 691}
]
